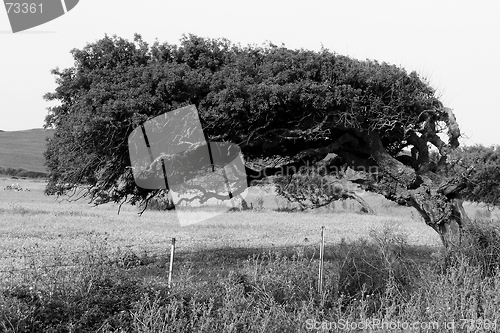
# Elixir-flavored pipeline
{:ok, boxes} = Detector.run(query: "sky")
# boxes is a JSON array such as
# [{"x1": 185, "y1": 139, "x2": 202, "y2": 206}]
[{"x1": 0, "y1": 0, "x2": 498, "y2": 146}]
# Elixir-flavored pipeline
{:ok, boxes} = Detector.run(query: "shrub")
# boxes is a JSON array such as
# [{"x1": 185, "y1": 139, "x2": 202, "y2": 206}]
[
  {"x1": 332, "y1": 228, "x2": 417, "y2": 315},
  {"x1": 434, "y1": 219, "x2": 500, "y2": 277},
  {"x1": 140, "y1": 191, "x2": 175, "y2": 211},
  {"x1": 0, "y1": 235, "x2": 146, "y2": 332},
  {"x1": 0, "y1": 268, "x2": 142, "y2": 332}
]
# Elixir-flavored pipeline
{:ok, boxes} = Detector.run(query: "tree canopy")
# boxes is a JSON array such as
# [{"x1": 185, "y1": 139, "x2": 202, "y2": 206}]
[{"x1": 45, "y1": 34, "x2": 472, "y2": 246}]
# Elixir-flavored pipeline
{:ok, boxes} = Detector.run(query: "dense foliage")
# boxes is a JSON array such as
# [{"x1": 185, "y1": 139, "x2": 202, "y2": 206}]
[
  {"x1": 44, "y1": 34, "x2": 448, "y2": 206},
  {"x1": 47, "y1": 34, "x2": 490, "y2": 247}
]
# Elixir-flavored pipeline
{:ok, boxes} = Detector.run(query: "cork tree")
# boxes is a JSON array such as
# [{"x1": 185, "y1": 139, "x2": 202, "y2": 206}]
[{"x1": 45, "y1": 34, "x2": 471, "y2": 246}]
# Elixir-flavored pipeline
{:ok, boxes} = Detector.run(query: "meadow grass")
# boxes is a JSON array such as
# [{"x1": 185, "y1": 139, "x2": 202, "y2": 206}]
[{"x1": 1, "y1": 179, "x2": 500, "y2": 332}]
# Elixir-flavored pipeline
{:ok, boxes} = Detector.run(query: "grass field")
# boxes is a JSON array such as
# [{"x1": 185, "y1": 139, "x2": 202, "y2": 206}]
[
  {"x1": 0, "y1": 178, "x2": 443, "y2": 269},
  {"x1": 1, "y1": 178, "x2": 500, "y2": 332}
]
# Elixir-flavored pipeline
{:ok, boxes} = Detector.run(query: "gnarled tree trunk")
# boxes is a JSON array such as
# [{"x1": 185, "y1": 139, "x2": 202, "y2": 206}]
[
  {"x1": 245, "y1": 107, "x2": 470, "y2": 248},
  {"x1": 408, "y1": 188, "x2": 470, "y2": 248}
]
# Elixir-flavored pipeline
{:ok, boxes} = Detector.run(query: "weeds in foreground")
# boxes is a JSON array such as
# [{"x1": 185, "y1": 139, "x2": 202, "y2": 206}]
[{"x1": 1, "y1": 222, "x2": 500, "y2": 332}]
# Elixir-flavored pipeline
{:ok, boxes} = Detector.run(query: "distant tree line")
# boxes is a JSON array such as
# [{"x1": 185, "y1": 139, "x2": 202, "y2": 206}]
[
  {"x1": 0, "y1": 166, "x2": 48, "y2": 179},
  {"x1": 439, "y1": 145, "x2": 500, "y2": 207}
]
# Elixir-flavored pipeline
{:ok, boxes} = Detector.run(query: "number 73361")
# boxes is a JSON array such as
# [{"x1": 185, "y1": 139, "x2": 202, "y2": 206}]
[{"x1": 5, "y1": 3, "x2": 43, "y2": 14}]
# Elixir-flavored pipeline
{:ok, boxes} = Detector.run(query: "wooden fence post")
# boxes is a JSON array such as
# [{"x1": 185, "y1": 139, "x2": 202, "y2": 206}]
[
  {"x1": 318, "y1": 226, "x2": 325, "y2": 294},
  {"x1": 168, "y1": 237, "x2": 176, "y2": 289}
]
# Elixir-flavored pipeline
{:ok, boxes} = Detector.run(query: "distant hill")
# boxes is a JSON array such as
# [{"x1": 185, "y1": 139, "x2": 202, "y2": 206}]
[{"x1": 0, "y1": 128, "x2": 54, "y2": 173}]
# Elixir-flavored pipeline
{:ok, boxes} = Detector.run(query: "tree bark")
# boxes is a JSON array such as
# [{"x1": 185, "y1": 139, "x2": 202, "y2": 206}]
[
  {"x1": 357, "y1": 130, "x2": 471, "y2": 248},
  {"x1": 244, "y1": 122, "x2": 471, "y2": 248},
  {"x1": 408, "y1": 186, "x2": 469, "y2": 248}
]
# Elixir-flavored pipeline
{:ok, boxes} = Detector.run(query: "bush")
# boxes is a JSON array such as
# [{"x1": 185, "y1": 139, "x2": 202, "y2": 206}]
[
  {"x1": 140, "y1": 191, "x2": 175, "y2": 211},
  {"x1": 1, "y1": 273, "x2": 142, "y2": 332},
  {"x1": 0, "y1": 235, "x2": 146, "y2": 332},
  {"x1": 434, "y1": 219, "x2": 500, "y2": 277},
  {"x1": 331, "y1": 228, "x2": 418, "y2": 315},
  {"x1": 0, "y1": 269, "x2": 142, "y2": 332}
]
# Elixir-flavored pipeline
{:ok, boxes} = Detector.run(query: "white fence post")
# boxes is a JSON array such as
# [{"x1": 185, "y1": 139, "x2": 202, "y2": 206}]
[
  {"x1": 318, "y1": 226, "x2": 325, "y2": 294},
  {"x1": 168, "y1": 237, "x2": 176, "y2": 290}
]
